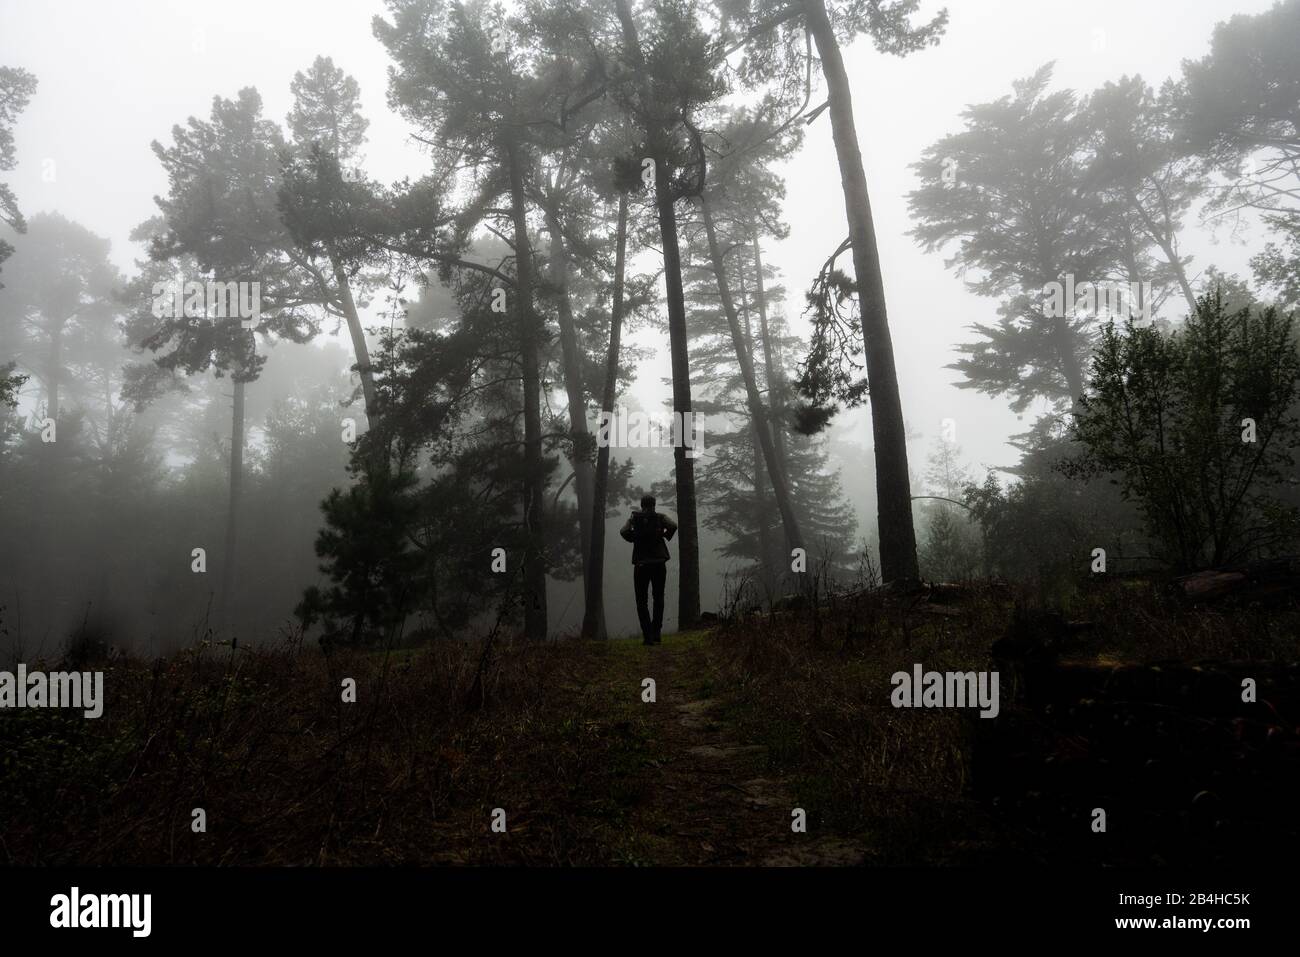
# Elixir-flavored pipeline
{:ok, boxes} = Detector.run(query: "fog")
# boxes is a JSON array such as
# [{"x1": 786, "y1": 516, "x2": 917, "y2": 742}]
[{"x1": 0, "y1": 0, "x2": 1290, "y2": 653}]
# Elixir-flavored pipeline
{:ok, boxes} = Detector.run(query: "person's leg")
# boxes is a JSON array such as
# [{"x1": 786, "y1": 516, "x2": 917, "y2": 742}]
[
  {"x1": 650, "y1": 562, "x2": 667, "y2": 643},
  {"x1": 633, "y1": 564, "x2": 654, "y2": 644}
]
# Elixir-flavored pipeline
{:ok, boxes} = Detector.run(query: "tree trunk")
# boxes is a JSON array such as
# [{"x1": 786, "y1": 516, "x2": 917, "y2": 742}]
[
  {"x1": 806, "y1": 0, "x2": 918, "y2": 583},
  {"x1": 329, "y1": 252, "x2": 379, "y2": 429},
  {"x1": 1053, "y1": 318, "x2": 1085, "y2": 404},
  {"x1": 740, "y1": 268, "x2": 776, "y2": 587},
  {"x1": 616, "y1": 0, "x2": 701, "y2": 630},
  {"x1": 544, "y1": 207, "x2": 597, "y2": 618},
  {"x1": 1156, "y1": 234, "x2": 1198, "y2": 318},
  {"x1": 582, "y1": 193, "x2": 628, "y2": 641},
  {"x1": 47, "y1": 323, "x2": 61, "y2": 421},
  {"x1": 103, "y1": 378, "x2": 114, "y2": 446},
  {"x1": 656, "y1": 165, "x2": 702, "y2": 630},
  {"x1": 218, "y1": 370, "x2": 246, "y2": 634},
  {"x1": 701, "y1": 196, "x2": 805, "y2": 560},
  {"x1": 1128, "y1": 184, "x2": 1199, "y2": 317},
  {"x1": 506, "y1": 136, "x2": 548, "y2": 640},
  {"x1": 750, "y1": 229, "x2": 794, "y2": 504}
]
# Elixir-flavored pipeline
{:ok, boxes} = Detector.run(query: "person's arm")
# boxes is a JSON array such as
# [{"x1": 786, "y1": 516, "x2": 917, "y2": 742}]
[
  {"x1": 619, "y1": 514, "x2": 635, "y2": 542},
  {"x1": 660, "y1": 513, "x2": 678, "y2": 541}
]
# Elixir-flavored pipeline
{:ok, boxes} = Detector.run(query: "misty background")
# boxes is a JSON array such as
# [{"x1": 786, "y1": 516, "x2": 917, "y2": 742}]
[{"x1": 0, "y1": 0, "x2": 1283, "y2": 652}]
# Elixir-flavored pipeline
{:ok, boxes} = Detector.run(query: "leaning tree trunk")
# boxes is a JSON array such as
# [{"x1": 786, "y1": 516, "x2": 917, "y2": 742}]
[
  {"x1": 581, "y1": 193, "x2": 629, "y2": 641},
  {"x1": 701, "y1": 196, "x2": 805, "y2": 560},
  {"x1": 1156, "y1": 232, "x2": 1198, "y2": 319},
  {"x1": 1128, "y1": 184, "x2": 1198, "y2": 317},
  {"x1": 750, "y1": 230, "x2": 793, "y2": 490},
  {"x1": 616, "y1": 0, "x2": 701, "y2": 631},
  {"x1": 806, "y1": 0, "x2": 918, "y2": 583},
  {"x1": 544, "y1": 207, "x2": 597, "y2": 616},
  {"x1": 329, "y1": 252, "x2": 379, "y2": 430},
  {"x1": 506, "y1": 136, "x2": 548, "y2": 640}
]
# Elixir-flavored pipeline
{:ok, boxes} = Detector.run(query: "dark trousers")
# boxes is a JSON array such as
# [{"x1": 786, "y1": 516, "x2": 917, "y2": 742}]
[{"x1": 633, "y1": 561, "x2": 667, "y2": 643}]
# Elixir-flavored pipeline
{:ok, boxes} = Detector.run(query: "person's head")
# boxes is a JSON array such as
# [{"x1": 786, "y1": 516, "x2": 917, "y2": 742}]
[{"x1": 640, "y1": 494, "x2": 656, "y2": 512}]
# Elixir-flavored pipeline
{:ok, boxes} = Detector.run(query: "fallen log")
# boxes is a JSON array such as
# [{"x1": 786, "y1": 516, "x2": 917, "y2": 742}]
[
  {"x1": 1172, "y1": 557, "x2": 1300, "y2": 603},
  {"x1": 1174, "y1": 570, "x2": 1249, "y2": 601}
]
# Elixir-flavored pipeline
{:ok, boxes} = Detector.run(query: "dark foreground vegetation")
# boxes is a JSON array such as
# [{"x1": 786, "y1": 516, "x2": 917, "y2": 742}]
[
  {"x1": 1, "y1": 0, "x2": 1299, "y2": 888},
  {"x1": 3, "y1": 575, "x2": 1297, "y2": 867}
]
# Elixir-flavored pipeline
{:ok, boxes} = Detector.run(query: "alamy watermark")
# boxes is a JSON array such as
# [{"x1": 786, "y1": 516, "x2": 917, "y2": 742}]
[
  {"x1": 1043, "y1": 275, "x2": 1153, "y2": 323},
  {"x1": 596, "y1": 409, "x2": 705, "y2": 459},
  {"x1": 151, "y1": 277, "x2": 261, "y2": 329},
  {"x1": 0, "y1": 665, "x2": 103, "y2": 718},
  {"x1": 50, "y1": 887, "x2": 150, "y2": 937},
  {"x1": 891, "y1": 664, "x2": 1000, "y2": 719}
]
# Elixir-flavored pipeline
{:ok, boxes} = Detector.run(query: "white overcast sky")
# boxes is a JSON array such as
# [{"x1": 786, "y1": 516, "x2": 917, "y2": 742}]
[{"x1": 0, "y1": 0, "x2": 1275, "y2": 476}]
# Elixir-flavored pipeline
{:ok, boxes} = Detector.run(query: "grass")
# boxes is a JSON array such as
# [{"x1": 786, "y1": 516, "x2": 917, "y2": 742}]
[{"x1": 1, "y1": 577, "x2": 1297, "y2": 865}]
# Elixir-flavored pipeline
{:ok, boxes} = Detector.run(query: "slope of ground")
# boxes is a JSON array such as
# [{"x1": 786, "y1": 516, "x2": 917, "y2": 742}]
[{"x1": 3, "y1": 578, "x2": 1299, "y2": 866}]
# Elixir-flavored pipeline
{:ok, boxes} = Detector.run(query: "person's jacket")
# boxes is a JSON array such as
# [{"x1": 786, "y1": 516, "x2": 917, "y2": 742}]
[{"x1": 619, "y1": 508, "x2": 678, "y2": 564}]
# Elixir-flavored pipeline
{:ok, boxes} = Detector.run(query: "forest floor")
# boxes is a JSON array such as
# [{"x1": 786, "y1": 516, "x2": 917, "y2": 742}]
[
  {"x1": 3, "y1": 578, "x2": 1300, "y2": 866},
  {"x1": 537, "y1": 632, "x2": 872, "y2": 866}
]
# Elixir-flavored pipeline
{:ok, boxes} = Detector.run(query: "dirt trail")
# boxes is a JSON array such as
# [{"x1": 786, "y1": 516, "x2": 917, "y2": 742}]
[{"x1": 604, "y1": 634, "x2": 870, "y2": 866}]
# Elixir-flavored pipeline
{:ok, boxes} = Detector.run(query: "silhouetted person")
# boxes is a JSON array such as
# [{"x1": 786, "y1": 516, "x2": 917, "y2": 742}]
[{"x1": 620, "y1": 494, "x2": 677, "y2": 645}]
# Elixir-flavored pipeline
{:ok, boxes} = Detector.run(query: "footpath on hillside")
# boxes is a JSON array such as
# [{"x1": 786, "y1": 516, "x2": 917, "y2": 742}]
[{"x1": 565, "y1": 631, "x2": 870, "y2": 866}]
